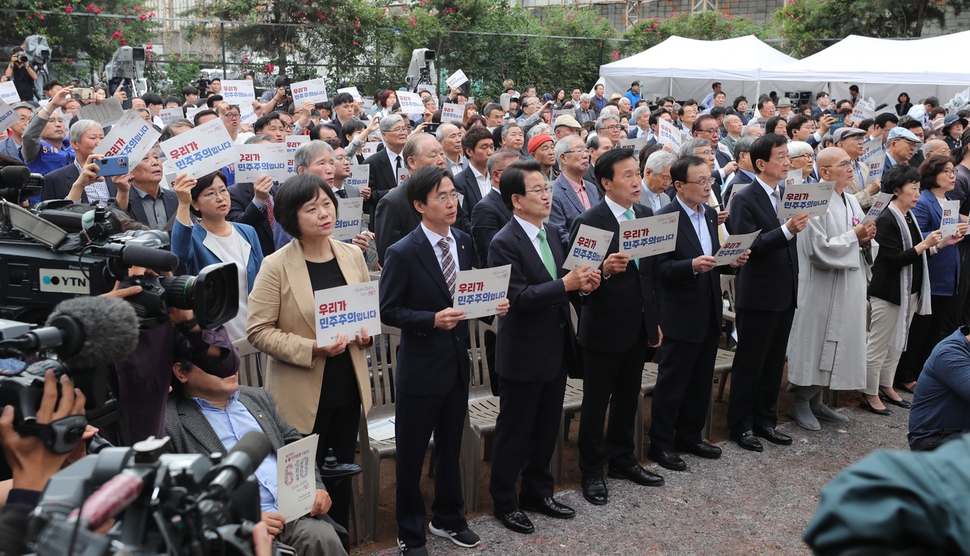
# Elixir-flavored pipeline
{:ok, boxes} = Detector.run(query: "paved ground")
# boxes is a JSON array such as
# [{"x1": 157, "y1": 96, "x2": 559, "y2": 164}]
[{"x1": 362, "y1": 392, "x2": 911, "y2": 555}]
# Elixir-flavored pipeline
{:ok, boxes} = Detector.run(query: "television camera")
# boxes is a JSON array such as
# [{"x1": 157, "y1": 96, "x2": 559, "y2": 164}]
[{"x1": 405, "y1": 48, "x2": 436, "y2": 92}]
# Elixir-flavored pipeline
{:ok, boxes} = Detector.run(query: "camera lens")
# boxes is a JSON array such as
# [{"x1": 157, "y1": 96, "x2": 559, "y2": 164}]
[{"x1": 158, "y1": 263, "x2": 238, "y2": 329}]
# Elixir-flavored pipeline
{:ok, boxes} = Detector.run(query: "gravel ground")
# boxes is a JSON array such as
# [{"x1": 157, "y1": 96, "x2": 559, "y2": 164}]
[{"x1": 366, "y1": 396, "x2": 911, "y2": 556}]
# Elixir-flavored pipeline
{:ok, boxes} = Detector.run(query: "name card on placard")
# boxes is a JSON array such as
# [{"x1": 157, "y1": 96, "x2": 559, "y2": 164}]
[
  {"x1": 941, "y1": 200, "x2": 960, "y2": 237},
  {"x1": 0, "y1": 82, "x2": 21, "y2": 103},
  {"x1": 333, "y1": 197, "x2": 364, "y2": 241},
  {"x1": 94, "y1": 110, "x2": 161, "y2": 166},
  {"x1": 162, "y1": 159, "x2": 178, "y2": 190},
  {"x1": 346, "y1": 164, "x2": 369, "y2": 190},
  {"x1": 441, "y1": 103, "x2": 464, "y2": 123},
  {"x1": 221, "y1": 80, "x2": 258, "y2": 124},
  {"x1": 290, "y1": 78, "x2": 328, "y2": 105},
  {"x1": 864, "y1": 150, "x2": 886, "y2": 186},
  {"x1": 620, "y1": 137, "x2": 648, "y2": 157},
  {"x1": 785, "y1": 168, "x2": 803, "y2": 189},
  {"x1": 0, "y1": 99, "x2": 18, "y2": 134},
  {"x1": 756, "y1": 117, "x2": 769, "y2": 131},
  {"x1": 337, "y1": 86, "x2": 363, "y2": 102},
  {"x1": 714, "y1": 230, "x2": 760, "y2": 266},
  {"x1": 359, "y1": 141, "x2": 381, "y2": 158},
  {"x1": 158, "y1": 107, "x2": 183, "y2": 124},
  {"x1": 618, "y1": 212, "x2": 679, "y2": 259},
  {"x1": 396, "y1": 166, "x2": 410, "y2": 187},
  {"x1": 453, "y1": 265, "x2": 511, "y2": 319},
  {"x1": 445, "y1": 69, "x2": 468, "y2": 89},
  {"x1": 396, "y1": 92, "x2": 424, "y2": 115},
  {"x1": 860, "y1": 138, "x2": 882, "y2": 164},
  {"x1": 314, "y1": 282, "x2": 381, "y2": 346},
  {"x1": 861, "y1": 192, "x2": 894, "y2": 224},
  {"x1": 657, "y1": 117, "x2": 682, "y2": 152},
  {"x1": 160, "y1": 118, "x2": 236, "y2": 179},
  {"x1": 276, "y1": 434, "x2": 318, "y2": 522},
  {"x1": 77, "y1": 97, "x2": 124, "y2": 126},
  {"x1": 777, "y1": 180, "x2": 835, "y2": 219},
  {"x1": 284, "y1": 135, "x2": 308, "y2": 176},
  {"x1": 235, "y1": 143, "x2": 288, "y2": 183},
  {"x1": 563, "y1": 224, "x2": 614, "y2": 270}
]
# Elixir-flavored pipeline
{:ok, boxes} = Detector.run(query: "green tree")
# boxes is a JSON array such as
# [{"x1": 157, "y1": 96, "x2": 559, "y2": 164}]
[{"x1": 624, "y1": 11, "x2": 767, "y2": 53}]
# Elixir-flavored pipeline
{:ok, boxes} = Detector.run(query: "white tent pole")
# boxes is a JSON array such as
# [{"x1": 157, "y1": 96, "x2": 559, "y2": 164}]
[
  {"x1": 669, "y1": 78, "x2": 673, "y2": 97},
  {"x1": 756, "y1": 81, "x2": 761, "y2": 108}
]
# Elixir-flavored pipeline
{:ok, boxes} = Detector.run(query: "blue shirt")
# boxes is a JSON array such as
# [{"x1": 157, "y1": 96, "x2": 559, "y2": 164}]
[
  {"x1": 197, "y1": 390, "x2": 280, "y2": 512},
  {"x1": 27, "y1": 141, "x2": 74, "y2": 177},
  {"x1": 675, "y1": 195, "x2": 713, "y2": 257},
  {"x1": 909, "y1": 326, "x2": 970, "y2": 447}
]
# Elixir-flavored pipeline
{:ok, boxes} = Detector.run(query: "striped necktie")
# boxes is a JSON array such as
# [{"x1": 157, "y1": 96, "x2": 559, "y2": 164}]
[{"x1": 438, "y1": 237, "x2": 456, "y2": 296}]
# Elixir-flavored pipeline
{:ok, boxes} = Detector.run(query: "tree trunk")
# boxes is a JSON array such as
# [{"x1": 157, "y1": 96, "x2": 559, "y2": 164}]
[{"x1": 913, "y1": 0, "x2": 929, "y2": 36}]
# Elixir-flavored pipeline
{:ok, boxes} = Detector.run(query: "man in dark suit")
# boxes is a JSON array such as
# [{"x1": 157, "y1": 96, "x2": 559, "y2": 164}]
[
  {"x1": 549, "y1": 135, "x2": 600, "y2": 249},
  {"x1": 692, "y1": 114, "x2": 737, "y2": 195},
  {"x1": 724, "y1": 133, "x2": 810, "y2": 452},
  {"x1": 379, "y1": 166, "x2": 508, "y2": 556},
  {"x1": 569, "y1": 148, "x2": 665, "y2": 506},
  {"x1": 584, "y1": 133, "x2": 611, "y2": 195},
  {"x1": 487, "y1": 160, "x2": 600, "y2": 534},
  {"x1": 648, "y1": 156, "x2": 749, "y2": 471},
  {"x1": 41, "y1": 120, "x2": 119, "y2": 205},
  {"x1": 364, "y1": 114, "x2": 409, "y2": 219},
  {"x1": 228, "y1": 174, "x2": 276, "y2": 257},
  {"x1": 452, "y1": 126, "x2": 494, "y2": 217},
  {"x1": 722, "y1": 136, "x2": 757, "y2": 209},
  {"x1": 470, "y1": 149, "x2": 519, "y2": 260}
]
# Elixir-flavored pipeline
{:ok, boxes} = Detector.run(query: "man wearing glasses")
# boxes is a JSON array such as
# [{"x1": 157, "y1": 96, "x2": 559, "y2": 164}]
[
  {"x1": 835, "y1": 126, "x2": 881, "y2": 211},
  {"x1": 516, "y1": 94, "x2": 552, "y2": 137},
  {"x1": 21, "y1": 86, "x2": 75, "y2": 177},
  {"x1": 691, "y1": 114, "x2": 737, "y2": 191},
  {"x1": 550, "y1": 135, "x2": 600, "y2": 248},
  {"x1": 595, "y1": 114, "x2": 624, "y2": 148},
  {"x1": 364, "y1": 114, "x2": 410, "y2": 218},
  {"x1": 222, "y1": 105, "x2": 255, "y2": 145}
]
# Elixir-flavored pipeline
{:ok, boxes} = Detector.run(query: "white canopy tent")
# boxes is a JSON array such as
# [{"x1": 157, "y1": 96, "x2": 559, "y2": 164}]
[{"x1": 598, "y1": 35, "x2": 810, "y2": 105}]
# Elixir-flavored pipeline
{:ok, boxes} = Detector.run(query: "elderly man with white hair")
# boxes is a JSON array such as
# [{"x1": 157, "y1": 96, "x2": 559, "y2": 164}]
[
  {"x1": 595, "y1": 113, "x2": 624, "y2": 149},
  {"x1": 640, "y1": 151, "x2": 676, "y2": 212},
  {"x1": 576, "y1": 94, "x2": 598, "y2": 124},
  {"x1": 41, "y1": 119, "x2": 125, "y2": 206},
  {"x1": 788, "y1": 141, "x2": 816, "y2": 184}
]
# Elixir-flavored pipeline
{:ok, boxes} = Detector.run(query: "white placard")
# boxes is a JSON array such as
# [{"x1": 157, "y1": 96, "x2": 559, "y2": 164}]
[
  {"x1": 552, "y1": 109, "x2": 572, "y2": 121},
  {"x1": 564, "y1": 224, "x2": 614, "y2": 270},
  {"x1": 0, "y1": 82, "x2": 21, "y2": 103},
  {"x1": 714, "y1": 230, "x2": 760, "y2": 266},
  {"x1": 860, "y1": 138, "x2": 882, "y2": 165},
  {"x1": 777, "y1": 180, "x2": 835, "y2": 219},
  {"x1": 453, "y1": 265, "x2": 511, "y2": 319},
  {"x1": 861, "y1": 192, "x2": 894, "y2": 224},
  {"x1": 158, "y1": 107, "x2": 183, "y2": 124},
  {"x1": 941, "y1": 200, "x2": 960, "y2": 237},
  {"x1": 864, "y1": 150, "x2": 886, "y2": 186},
  {"x1": 276, "y1": 434, "x2": 318, "y2": 523},
  {"x1": 359, "y1": 141, "x2": 381, "y2": 159},
  {"x1": 0, "y1": 99, "x2": 18, "y2": 134},
  {"x1": 396, "y1": 166, "x2": 410, "y2": 187},
  {"x1": 333, "y1": 197, "x2": 364, "y2": 241},
  {"x1": 396, "y1": 92, "x2": 424, "y2": 115},
  {"x1": 618, "y1": 212, "x2": 679, "y2": 259},
  {"x1": 441, "y1": 103, "x2": 464, "y2": 123},
  {"x1": 416, "y1": 84, "x2": 437, "y2": 96},
  {"x1": 852, "y1": 98, "x2": 875, "y2": 123},
  {"x1": 284, "y1": 135, "x2": 308, "y2": 176},
  {"x1": 620, "y1": 137, "x2": 648, "y2": 157},
  {"x1": 94, "y1": 110, "x2": 161, "y2": 166},
  {"x1": 235, "y1": 143, "x2": 288, "y2": 183},
  {"x1": 657, "y1": 117, "x2": 682, "y2": 152},
  {"x1": 162, "y1": 159, "x2": 178, "y2": 190},
  {"x1": 77, "y1": 97, "x2": 124, "y2": 126},
  {"x1": 346, "y1": 164, "x2": 369, "y2": 191},
  {"x1": 314, "y1": 281, "x2": 381, "y2": 346},
  {"x1": 361, "y1": 99, "x2": 374, "y2": 112},
  {"x1": 445, "y1": 69, "x2": 469, "y2": 89},
  {"x1": 185, "y1": 106, "x2": 202, "y2": 121},
  {"x1": 727, "y1": 180, "x2": 749, "y2": 210},
  {"x1": 160, "y1": 118, "x2": 236, "y2": 179},
  {"x1": 368, "y1": 417, "x2": 395, "y2": 442},
  {"x1": 290, "y1": 78, "x2": 328, "y2": 105},
  {"x1": 221, "y1": 80, "x2": 258, "y2": 124},
  {"x1": 785, "y1": 168, "x2": 803, "y2": 189},
  {"x1": 337, "y1": 86, "x2": 363, "y2": 102}
]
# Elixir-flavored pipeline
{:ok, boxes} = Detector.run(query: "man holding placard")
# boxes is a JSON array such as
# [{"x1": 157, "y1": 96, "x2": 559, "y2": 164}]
[
  {"x1": 835, "y1": 127, "x2": 881, "y2": 211},
  {"x1": 380, "y1": 166, "x2": 508, "y2": 555},
  {"x1": 787, "y1": 147, "x2": 877, "y2": 431},
  {"x1": 550, "y1": 135, "x2": 600, "y2": 248},
  {"x1": 648, "y1": 156, "x2": 749, "y2": 471},
  {"x1": 488, "y1": 159, "x2": 599, "y2": 534},
  {"x1": 725, "y1": 133, "x2": 810, "y2": 452},
  {"x1": 569, "y1": 148, "x2": 664, "y2": 506}
]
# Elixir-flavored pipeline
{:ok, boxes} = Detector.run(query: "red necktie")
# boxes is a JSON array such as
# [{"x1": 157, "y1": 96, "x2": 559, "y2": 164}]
[{"x1": 266, "y1": 196, "x2": 275, "y2": 230}]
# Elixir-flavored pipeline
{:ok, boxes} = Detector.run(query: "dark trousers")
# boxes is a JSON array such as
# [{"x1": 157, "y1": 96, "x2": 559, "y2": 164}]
[
  {"x1": 394, "y1": 380, "x2": 468, "y2": 548},
  {"x1": 897, "y1": 294, "x2": 955, "y2": 385},
  {"x1": 649, "y1": 325, "x2": 720, "y2": 451},
  {"x1": 489, "y1": 368, "x2": 568, "y2": 513},
  {"x1": 578, "y1": 325, "x2": 648, "y2": 478},
  {"x1": 727, "y1": 304, "x2": 795, "y2": 435},
  {"x1": 311, "y1": 397, "x2": 361, "y2": 533}
]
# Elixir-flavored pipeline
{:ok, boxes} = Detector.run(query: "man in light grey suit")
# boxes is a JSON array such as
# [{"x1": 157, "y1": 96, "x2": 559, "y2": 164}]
[
  {"x1": 549, "y1": 135, "x2": 600, "y2": 248},
  {"x1": 165, "y1": 360, "x2": 348, "y2": 556},
  {"x1": 640, "y1": 151, "x2": 676, "y2": 211}
]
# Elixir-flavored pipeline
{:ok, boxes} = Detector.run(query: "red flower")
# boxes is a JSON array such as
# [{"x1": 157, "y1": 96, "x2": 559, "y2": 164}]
[
  {"x1": 65, "y1": 5, "x2": 72, "y2": 12},
  {"x1": 39, "y1": 13, "x2": 45, "y2": 19},
  {"x1": 86, "y1": 3, "x2": 94, "y2": 10},
  {"x1": 353, "y1": 41, "x2": 360, "y2": 46},
  {"x1": 139, "y1": 13, "x2": 146, "y2": 20},
  {"x1": 94, "y1": 8, "x2": 100, "y2": 14},
  {"x1": 408, "y1": 17, "x2": 416, "y2": 27},
  {"x1": 145, "y1": 44, "x2": 153, "y2": 50},
  {"x1": 133, "y1": 5, "x2": 141, "y2": 11},
  {"x1": 112, "y1": 30, "x2": 122, "y2": 38},
  {"x1": 242, "y1": 54, "x2": 249, "y2": 62},
  {"x1": 612, "y1": 50, "x2": 619, "y2": 59},
  {"x1": 120, "y1": 38, "x2": 126, "y2": 45}
]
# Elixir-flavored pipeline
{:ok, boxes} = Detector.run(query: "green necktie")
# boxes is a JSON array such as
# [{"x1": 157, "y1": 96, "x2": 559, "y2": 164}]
[
  {"x1": 537, "y1": 228, "x2": 557, "y2": 279},
  {"x1": 623, "y1": 209, "x2": 640, "y2": 270}
]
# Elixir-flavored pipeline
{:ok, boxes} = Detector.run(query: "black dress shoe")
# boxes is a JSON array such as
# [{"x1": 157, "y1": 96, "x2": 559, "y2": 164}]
[
  {"x1": 647, "y1": 446, "x2": 687, "y2": 471},
  {"x1": 493, "y1": 509, "x2": 534, "y2": 534},
  {"x1": 607, "y1": 464, "x2": 665, "y2": 486},
  {"x1": 581, "y1": 477, "x2": 608, "y2": 505},
  {"x1": 860, "y1": 397, "x2": 893, "y2": 416},
  {"x1": 675, "y1": 441, "x2": 723, "y2": 460},
  {"x1": 730, "y1": 431, "x2": 764, "y2": 452},
  {"x1": 753, "y1": 426, "x2": 793, "y2": 445},
  {"x1": 519, "y1": 495, "x2": 576, "y2": 519},
  {"x1": 897, "y1": 384, "x2": 916, "y2": 394},
  {"x1": 880, "y1": 393, "x2": 912, "y2": 409}
]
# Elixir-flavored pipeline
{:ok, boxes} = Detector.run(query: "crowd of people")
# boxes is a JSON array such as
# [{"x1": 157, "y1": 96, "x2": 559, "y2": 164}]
[{"x1": 4, "y1": 58, "x2": 970, "y2": 556}]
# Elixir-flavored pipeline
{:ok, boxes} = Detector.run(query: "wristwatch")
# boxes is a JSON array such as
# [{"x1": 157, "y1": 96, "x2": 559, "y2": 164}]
[{"x1": 174, "y1": 317, "x2": 199, "y2": 332}]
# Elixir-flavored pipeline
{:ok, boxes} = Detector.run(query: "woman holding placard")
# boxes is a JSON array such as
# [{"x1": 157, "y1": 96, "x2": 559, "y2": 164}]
[
  {"x1": 247, "y1": 173, "x2": 372, "y2": 534},
  {"x1": 172, "y1": 170, "x2": 263, "y2": 343}
]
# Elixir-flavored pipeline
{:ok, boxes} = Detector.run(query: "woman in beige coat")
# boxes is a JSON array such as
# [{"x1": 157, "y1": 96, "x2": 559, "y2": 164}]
[{"x1": 248, "y1": 173, "x2": 372, "y2": 534}]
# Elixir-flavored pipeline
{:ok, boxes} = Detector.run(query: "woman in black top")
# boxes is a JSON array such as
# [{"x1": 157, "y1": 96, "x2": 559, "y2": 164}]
[{"x1": 895, "y1": 92, "x2": 913, "y2": 117}]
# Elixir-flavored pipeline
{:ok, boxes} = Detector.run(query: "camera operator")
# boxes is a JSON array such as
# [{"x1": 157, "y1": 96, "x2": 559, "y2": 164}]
[
  {"x1": 256, "y1": 76, "x2": 293, "y2": 116},
  {"x1": 0, "y1": 370, "x2": 88, "y2": 556},
  {"x1": 3, "y1": 48, "x2": 37, "y2": 102}
]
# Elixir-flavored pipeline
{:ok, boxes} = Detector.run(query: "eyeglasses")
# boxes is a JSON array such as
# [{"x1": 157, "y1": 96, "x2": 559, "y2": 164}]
[
  {"x1": 224, "y1": 113, "x2": 240, "y2": 119},
  {"x1": 822, "y1": 160, "x2": 853, "y2": 169},
  {"x1": 681, "y1": 177, "x2": 716, "y2": 187},
  {"x1": 565, "y1": 149, "x2": 589, "y2": 157},
  {"x1": 698, "y1": 128, "x2": 719, "y2": 136},
  {"x1": 525, "y1": 185, "x2": 552, "y2": 196},
  {"x1": 387, "y1": 126, "x2": 408, "y2": 134},
  {"x1": 601, "y1": 125, "x2": 620, "y2": 131},
  {"x1": 334, "y1": 155, "x2": 348, "y2": 162},
  {"x1": 943, "y1": 169, "x2": 957, "y2": 176},
  {"x1": 281, "y1": 122, "x2": 294, "y2": 130},
  {"x1": 792, "y1": 154, "x2": 813, "y2": 160},
  {"x1": 433, "y1": 191, "x2": 460, "y2": 204}
]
